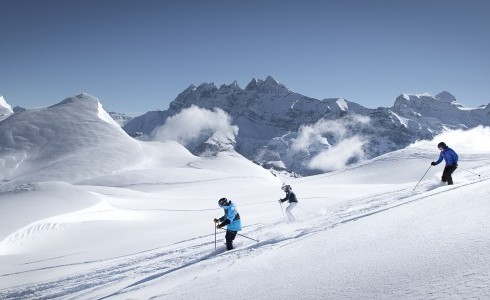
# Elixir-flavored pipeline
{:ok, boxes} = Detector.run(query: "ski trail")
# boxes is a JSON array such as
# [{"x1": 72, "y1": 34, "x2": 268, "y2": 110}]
[
  {"x1": 0, "y1": 221, "x2": 267, "y2": 299},
  {"x1": 334, "y1": 176, "x2": 489, "y2": 224},
  {"x1": 0, "y1": 236, "x2": 220, "y2": 299}
]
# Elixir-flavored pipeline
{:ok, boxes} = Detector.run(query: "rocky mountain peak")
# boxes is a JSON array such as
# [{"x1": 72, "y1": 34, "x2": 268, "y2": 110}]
[
  {"x1": 219, "y1": 80, "x2": 241, "y2": 92},
  {"x1": 245, "y1": 76, "x2": 290, "y2": 94},
  {"x1": 434, "y1": 91, "x2": 457, "y2": 103}
]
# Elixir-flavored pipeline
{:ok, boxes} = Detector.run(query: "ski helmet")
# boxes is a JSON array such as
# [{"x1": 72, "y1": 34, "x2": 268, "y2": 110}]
[
  {"x1": 218, "y1": 198, "x2": 229, "y2": 207},
  {"x1": 281, "y1": 184, "x2": 291, "y2": 191},
  {"x1": 437, "y1": 142, "x2": 447, "y2": 150}
]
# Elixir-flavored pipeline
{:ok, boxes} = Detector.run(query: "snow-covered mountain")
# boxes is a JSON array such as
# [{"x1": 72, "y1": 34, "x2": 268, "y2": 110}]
[
  {"x1": 0, "y1": 95, "x2": 14, "y2": 121},
  {"x1": 123, "y1": 76, "x2": 490, "y2": 175},
  {"x1": 391, "y1": 92, "x2": 490, "y2": 135}
]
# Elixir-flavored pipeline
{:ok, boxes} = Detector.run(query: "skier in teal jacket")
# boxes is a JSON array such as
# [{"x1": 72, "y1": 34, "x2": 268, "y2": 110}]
[
  {"x1": 214, "y1": 198, "x2": 242, "y2": 250},
  {"x1": 431, "y1": 142, "x2": 458, "y2": 185}
]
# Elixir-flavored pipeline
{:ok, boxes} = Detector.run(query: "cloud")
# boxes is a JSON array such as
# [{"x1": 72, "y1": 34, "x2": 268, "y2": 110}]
[
  {"x1": 412, "y1": 125, "x2": 490, "y2": 154},
  {"x1": 151, "y1": 105, "x2": 238, "y2": 146},
  {"x1": 292, "y1": 115, "x2": 370, "y2": 171},
  {"x1": 291, "y1": 120, "x2": 333, "y2": 152},
  {"x1": 308, "y1": 136, "x2": 366, "y2": 172}
]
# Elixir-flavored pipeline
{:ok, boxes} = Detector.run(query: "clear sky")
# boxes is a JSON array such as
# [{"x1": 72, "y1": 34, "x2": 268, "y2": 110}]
[{"x1": 1, "y1": 0, "x2": 489, "y2": 116}]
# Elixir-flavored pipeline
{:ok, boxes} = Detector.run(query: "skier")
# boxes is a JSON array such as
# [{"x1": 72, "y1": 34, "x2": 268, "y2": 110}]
[
  {"x1": 279, "y1": 184, "x2": 298, "y2": 222},
  {"x1": 214, "y1": 198, "x2": 242, "y2": 250},
  {"x1": 431, "y1": 142, "x2": 458, "y2": 185}
]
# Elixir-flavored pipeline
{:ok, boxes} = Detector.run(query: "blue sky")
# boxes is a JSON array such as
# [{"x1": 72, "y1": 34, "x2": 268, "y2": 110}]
[{"x1": 1, "y1": 0, "x2": 489, "y2": 116}]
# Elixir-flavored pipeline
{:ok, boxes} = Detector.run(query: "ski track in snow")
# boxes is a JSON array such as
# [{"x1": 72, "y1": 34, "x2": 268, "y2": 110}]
[{"x1": 1, "y1": 174, "x2": 488, "y2": 299}]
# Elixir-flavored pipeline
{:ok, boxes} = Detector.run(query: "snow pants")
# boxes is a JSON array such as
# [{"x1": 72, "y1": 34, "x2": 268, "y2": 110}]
[
  {"x1": 442, "y1": 164, "x2": 458, "y2": 185},
  {"x1": 225, "y1": 230, "x2": 237, "y2": 250},
  {"x1": 285, "y1": 202, "x2": 297, "y2": 222}
]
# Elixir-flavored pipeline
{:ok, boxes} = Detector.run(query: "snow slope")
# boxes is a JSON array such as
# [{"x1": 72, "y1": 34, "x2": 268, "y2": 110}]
[{"x1": 0, "y1": 94, "x2": 489, "y2": 300}]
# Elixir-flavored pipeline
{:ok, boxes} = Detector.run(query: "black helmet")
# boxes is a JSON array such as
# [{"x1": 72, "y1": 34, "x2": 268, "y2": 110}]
[
  {"x1": 437, "y1": 142, "x2": 447, "y2": 149},
  {"x1": 218, "y1": 198, "x2": 229, "y2": 207}
]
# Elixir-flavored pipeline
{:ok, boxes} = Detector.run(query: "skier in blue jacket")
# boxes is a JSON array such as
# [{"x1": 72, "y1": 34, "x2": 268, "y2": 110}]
[
  {"x1": 214, "y1": 198, "x2": 242, "y2": 250},
  {"x1": 431, "y1": 142, "x2": 458, "y2": 185}
]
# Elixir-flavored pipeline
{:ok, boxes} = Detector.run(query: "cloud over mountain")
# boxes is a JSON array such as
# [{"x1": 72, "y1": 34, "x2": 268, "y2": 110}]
[
  {"x1": 151, "y1": 105, "x2": 238, "y2": 149},
  {"x1": 293, "y1": 115, "x2": 370, "y2": 171}
]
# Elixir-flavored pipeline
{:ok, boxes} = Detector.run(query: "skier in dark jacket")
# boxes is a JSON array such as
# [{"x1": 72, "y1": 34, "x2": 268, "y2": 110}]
[
  {"x1": 214, "y1": 198, "x2": 242, "y2": 250},
  {"x1": 279, "y1": 184, "x2": 298, "y2": 222},
  {"x1": 431, "y1": 142, "x2": 458, "y2": 185}
]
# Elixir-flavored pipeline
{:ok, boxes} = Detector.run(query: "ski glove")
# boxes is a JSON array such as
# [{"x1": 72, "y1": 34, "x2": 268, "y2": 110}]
[
  {"x1": 217, "y1": 222, "x2": 227, "y2": 229},
  {"x1": 217, "y1": 219, "x2": 230, "y2": 229},
  {"x1": 278, "y1": 199, "x2": 282, "y2": 203},
  {"x1": 431, "y1": 161, "x2": 436, "y2": 166},
  {"x1": 214, "y1": 218, "x2": 219, "y2": 223}
]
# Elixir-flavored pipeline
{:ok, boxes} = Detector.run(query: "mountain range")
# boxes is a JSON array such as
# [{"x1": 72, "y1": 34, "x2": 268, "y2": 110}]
[
  {"x1": 122, "y1": 76, "x2": 490, "y2": 175},
  {"x1": 0, "y1": 76, "x2": 490, "y2": 176},
  {"x1": 2, "y1": 77, "x2": 489, "y2": 176}
]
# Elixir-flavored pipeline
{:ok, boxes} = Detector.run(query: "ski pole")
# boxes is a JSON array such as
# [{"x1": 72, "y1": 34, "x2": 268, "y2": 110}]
[
  {"x1": 413, "y1": 165, "x2": 432, "y2": 190},
  {"x1": 279, "y1": 201, "x2": 286, "y2": 219},
  {"x1": 219, "y1": 228, "x2": 259, "y2": 242},
  {"x1": 214, "y1": 221, "x2": 217, "y2": 250},
  {"x1": 459, "y1": 167, "x2": 481, "y2": 177},
  {"x1": 237, "y1": 232, "x2": 259, "y2": 242}
]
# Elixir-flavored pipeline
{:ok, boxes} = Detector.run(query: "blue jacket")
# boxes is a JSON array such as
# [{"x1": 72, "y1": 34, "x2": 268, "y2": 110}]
[
  {"x1": 219, "y1": 202, "x2": 242, "y2": 232},
  {"x1": 434, "y1": 147, "x2": 458, "y2": 166}
]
